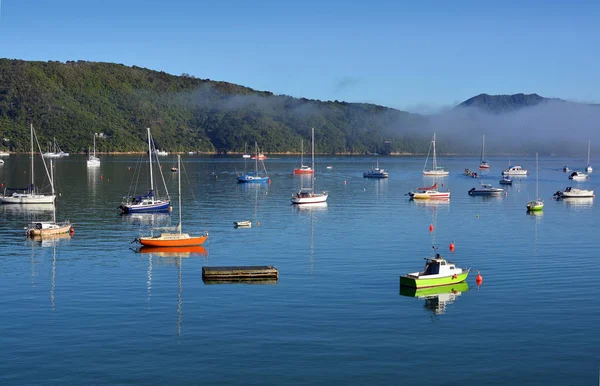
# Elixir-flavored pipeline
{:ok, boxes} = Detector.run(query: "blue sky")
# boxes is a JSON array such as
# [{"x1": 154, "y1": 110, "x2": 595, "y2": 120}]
[{"x1": 0, "y1": 0, "x2": 598, "y2": 111}]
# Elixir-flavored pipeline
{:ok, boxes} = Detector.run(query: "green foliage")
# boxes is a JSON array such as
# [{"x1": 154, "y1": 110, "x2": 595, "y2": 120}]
[{"x1": 0, "y1": 59, "x2": 429, "y2": 154}]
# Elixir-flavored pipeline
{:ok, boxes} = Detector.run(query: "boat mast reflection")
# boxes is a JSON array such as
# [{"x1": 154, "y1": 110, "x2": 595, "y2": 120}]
[{"x1": 135, "y1": 246, "x2": 208, "y2": 335}]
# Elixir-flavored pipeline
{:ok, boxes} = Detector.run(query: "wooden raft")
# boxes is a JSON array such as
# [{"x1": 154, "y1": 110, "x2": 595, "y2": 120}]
[{"x1": 202, "y1": 266, "x2": 278, "y2": 281}]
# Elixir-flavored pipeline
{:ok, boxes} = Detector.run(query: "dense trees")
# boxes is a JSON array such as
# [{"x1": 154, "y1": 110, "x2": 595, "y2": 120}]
[{"x1": 0, "y1": 59, "x2": 428, "y2": 154}]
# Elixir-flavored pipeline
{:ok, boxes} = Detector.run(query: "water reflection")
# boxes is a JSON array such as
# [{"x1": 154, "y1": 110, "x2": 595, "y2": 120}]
[
  {"x1": 2, "y1": 203, "x2": 54, "y2": 214},
  {"x1": 400, "y1": 282, "x2": 469, "y2": 317},
  {"x1": 411, "y1": 198, "x2": 450, "y2": 208},
  {"x1": 560, "y1": 197, "x2": 594, "y2": 210},
  {"x1": 120, "y1": 212, "x2": 171, "y2": 227},
  {"x1": 27, "y1": 233, "x2": 71, "y2": 310},
  {"x1": 134, "y1": 246, "x2": 208, "y2": 336}
]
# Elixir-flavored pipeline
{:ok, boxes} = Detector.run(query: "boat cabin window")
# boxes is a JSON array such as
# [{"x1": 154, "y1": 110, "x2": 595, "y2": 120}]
[
  {"x1": 424, "y1": 262, "x2": 440, "y2": 275},
  {"x1": 450, "y1": 266, "x2": 454, "y2": 270}
]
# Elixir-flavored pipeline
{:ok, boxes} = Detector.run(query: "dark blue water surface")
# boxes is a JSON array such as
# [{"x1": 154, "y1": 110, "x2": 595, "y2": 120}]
[{"x1": 0, "y1": 154, "x2": 598, "y2": 385}]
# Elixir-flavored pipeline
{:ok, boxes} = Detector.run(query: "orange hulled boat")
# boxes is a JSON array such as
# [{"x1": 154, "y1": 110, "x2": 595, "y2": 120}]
[{"x1": 136, "y1": 155, "x2": 208, "y2": 248}]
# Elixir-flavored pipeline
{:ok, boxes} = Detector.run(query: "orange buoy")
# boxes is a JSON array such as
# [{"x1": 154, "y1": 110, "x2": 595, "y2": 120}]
[
  {"x1": 449, "y1": 241, "x2": 455, "y2": 251},
  {"x1": 69, "y1": 227, "x2": 75, "y2": 235},
  {"x1": 100, "y1": 175, "x2": 103, "y2": 179},
  {"x1": 476, "y1": 273, "x2": 483, "y2": 284},
  {"x1": 429, "y1": 224, "x2": 434, "y2": 232}
]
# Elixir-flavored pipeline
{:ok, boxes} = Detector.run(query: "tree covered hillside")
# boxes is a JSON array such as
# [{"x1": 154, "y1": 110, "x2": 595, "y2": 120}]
[{"x1": 0, "y1": 59, "x2": 426, "y2": 154}]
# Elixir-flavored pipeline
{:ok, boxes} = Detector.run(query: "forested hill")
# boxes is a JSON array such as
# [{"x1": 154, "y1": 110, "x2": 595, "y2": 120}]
[{"x1": 0, "y1": 59, "x2": 425, "y2": 154}]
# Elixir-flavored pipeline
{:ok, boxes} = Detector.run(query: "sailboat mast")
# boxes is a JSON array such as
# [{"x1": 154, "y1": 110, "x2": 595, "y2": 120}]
[
  {"x1": 432, "y1": 133, "x2": 437, "y2": 170},
  {"x1": 482, "y1": 135, "x2": 485, "y2": 162},
  {"x1": 50, "y1": 158, "x2": 56, "y2": 224},
  {"x1": 147, "y1": 128, "x2": 154, "y2": 202},
  {"x1": 536, "y1": 152, "x2": 539, "y2": 199},
  {"x1": 255, "y1": 142, "x2": 259, "y2": 173},
  {"x1": 93, "y1": 134, "x2": 96, "y2": 157},
  {"x1": 178, "y1": 154, "x2": 182, "y2": 235},
  {"x1": 311, "y1": 128, "x2": 315, "y2": 190},
  {"x1": 30, "y1": 124, "x2": 34, "y2": 191},
  {"x1": 301, "y1": 139, "x2": 304, "y2": 166},
  {"x1": 588, "y1": 140, "x2": 591, "y2": 164}
]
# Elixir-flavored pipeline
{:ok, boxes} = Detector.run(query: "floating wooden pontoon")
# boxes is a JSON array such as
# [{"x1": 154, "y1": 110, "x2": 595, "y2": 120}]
[{"x1": 202, "y1": 266, "x2": 278, "y2": 282}]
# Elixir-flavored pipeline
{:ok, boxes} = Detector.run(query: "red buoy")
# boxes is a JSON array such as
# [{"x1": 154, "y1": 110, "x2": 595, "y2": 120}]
[
  {"x1": 476, "y1": 273, "x2": 483, "y2": 285},
  {"x1": 69, "y1": 227, "x2": 75, "y2": 235},
  {"x1": 429, "y1": 224, "x2": 434, "y2": 232},
  {"x1": 449, "y1": 241, "x2": 455, "y2": 251}
]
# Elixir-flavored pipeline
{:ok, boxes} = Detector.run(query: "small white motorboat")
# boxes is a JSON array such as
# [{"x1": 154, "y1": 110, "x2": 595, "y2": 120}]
[
  {"x1": 234, "y1": 221, "x2": 252, "y2": 228},
  {"x1": 553, "y1": 187, "x2": 594, "y2": 198},
  {"x1": 502, "y1": 165, "x2": 528, "y2": 176},
  {"x1": 568, "y1": 171, "x2": 589, "y2": 181}
]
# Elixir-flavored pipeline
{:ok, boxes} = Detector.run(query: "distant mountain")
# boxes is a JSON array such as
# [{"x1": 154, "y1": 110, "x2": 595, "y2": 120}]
[{"x1": 456, "y1": 93, "x2": 559, "y2": 113}]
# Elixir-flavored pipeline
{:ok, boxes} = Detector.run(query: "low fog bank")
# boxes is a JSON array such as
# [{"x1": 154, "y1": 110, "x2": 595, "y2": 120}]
[{"x1": 423, "y1": 100, "x2": 600, "y2": 156}]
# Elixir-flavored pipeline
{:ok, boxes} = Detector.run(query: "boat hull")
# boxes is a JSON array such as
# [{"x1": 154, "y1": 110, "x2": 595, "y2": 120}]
[
  {"x1": 527, "y1": 202, "x2": 544, "y2": 211},
  {"x1": 120, "y1": 201, "x2": 171, "y2": 213},
  {"x1": 423, "y1": 171, "x2": 449, "y2": 176},
  {"x1": 291, "y1": 193, "x2": 328, "y2": 204},
  {"x1": 0, "y1": 194, "x2": 56, "y2": 204},
  {"x1": 468, "y1": 189, "x2": 504, "y2": 196},
  {"x1": 294, "y1": 169, "x2": 314, "y2": 175},
  {"x1": 139, "y1": 233, "x2": 208, "y2": 247},
  {"x1": 410, "y1": 192, "x2": 450, "y2": 199},
  {"x1": 237, "y1": 175, "x2": 269, "y2": 183},
  {"x1": 27, "y1": 223, "x2": 72, "y2": 237},
  {"x1": 400, "y1": 271, "x2": 469, "y2": 289},
  {"x1": 363, "y1": 173, "x2": 388, "y2": 178}
]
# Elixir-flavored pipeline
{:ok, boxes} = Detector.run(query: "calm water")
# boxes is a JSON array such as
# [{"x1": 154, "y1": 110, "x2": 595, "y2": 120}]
[{"x1": 0, "y1": 154, "x2": 598, "y2": 385}]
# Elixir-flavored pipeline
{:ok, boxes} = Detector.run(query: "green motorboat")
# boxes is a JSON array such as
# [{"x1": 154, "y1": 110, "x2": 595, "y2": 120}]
[{"x1": 400, "y1": 248, "x2": 469, "y2": 289}]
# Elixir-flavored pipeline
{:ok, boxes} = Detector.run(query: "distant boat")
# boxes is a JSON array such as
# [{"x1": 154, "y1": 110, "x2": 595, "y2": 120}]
[
  {"x1": 293, "y1": 139, "x2": 313, "y2": 175},
  {"x1": 479, "y1": 135, "x2": 490, "y2": 169},
  {"x1": 468, "y1": 183, "x2": 504, "y2": 196},
  {"x1": 42, "y1": 137, "x2": 69, "y2": 158},
  {"x1": 26, "y1": 158, "x2": 72, "y2": 238},
  {"x1": 499, "y1": 176, "x2": 513, "y2": 185},
  {"x1": 0, "y1": 151, "x2": 9, "y2": 156},
  {"x1": 363, "y1": 159, "x2": 389, "y2": 178},
  {"x1": 502, "y1": 165, "x2": 528, "y2": 176},
  {"x1": 553, "y1": 187, "x2": 594, "y2": 199},
  {"x1": 86, "y1": 134, "x2": 100, "y2": 167},
  {"x1": 408, "y1": 182, "x2": 450, "y2": 199},
  {"x1": 586, "y1": 140, "x2": 593, "y2": 173},
  {"x1": 237, "y1": 142, "x2": 269, "y2": 183},
  {"x1": 526, "y1": 153, "x2": 543, "y2": 212},
  {"x1": 234, "y1": 220, "x2": 252, "y2": 228},
  {"x1": 135, "y1": 155, "x2": 208, "y2": 248},
  {"x1": 242, "y1": 142, "x2": 251, "y2": 159},
  {"x1": 155, "y1": 149, "x2": 168, "y2": 156},
  {"x1": 0, "y1": 124, "x2": 56, "y2": 204},
  {"x1": 119, "y1": 128, "x2": 171, "y2": 213},
  {"x1": 251, "y1": 153, "x2": 267, "y2": 160},
  {"x1": 291, "y1": 128, "x2": 328, "y2": 204},
  {"x1": 563, "y1": 165, "x2": 570, "y2": 172},
  {"x1": 569, "y1": 171, "x2": 589, "y2": 181},
  {"x1": 422, "y1": 133, "x2": 449, "y2": 176}
]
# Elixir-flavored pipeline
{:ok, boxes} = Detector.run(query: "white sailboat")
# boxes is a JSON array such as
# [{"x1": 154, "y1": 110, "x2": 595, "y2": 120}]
[
  {"x1": 586, "y1": 140, "x2": 593, "y2": 173},
  {"x1": 0, "y1": 124, "x2": 56, "y2": 204},
  {"x1": 26, "y1": 158, "x2": 72, "y2": 237},
  {"x1": 42, "y1": 137, "x2": 69, "y2": 158},
  {"x1": 422, "y1": 133, "x2": 449, "y2": 176},
  {"x1": 479, "y1": 135, "x2": 490, "y2": 169},
  {"x1": 291, "y1": 128, "x2": 328, "y2": 204},
  {"x1": 86, "y1": 133, "x2": 101, "y2": 167},
  {"x1": 119, "y1": 128, "x2": 171, "y2": 213}
]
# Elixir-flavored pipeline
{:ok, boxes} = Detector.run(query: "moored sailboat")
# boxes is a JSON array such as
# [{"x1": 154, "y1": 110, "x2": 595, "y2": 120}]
[
  {"x1": 526, "y1": 153, "x2": 543, "y2": 212},
  {"x1": 135, "y1": 155, "x2": 208, "y2": 247},
  {"x1": 237, "y1": 142, "x2": 269, "y2": 183},
  {"x1": 291, "y1": 128, "x2": 328, "y2": 204},
  {"x1": 119, "y1": 128, "x2": 171, "y2": 213},
  {"x1": 86, "y1": 133, "x2": 101, "y2": 167},
  {"x1": 26, "y1": 158, "x2": 72, "y2": 237},
  {"x1": 1, "y1": 124, "x2": 55, "y2": 204},
  {"x1": 423, "y1": 133, "x2": 449, "y2": 176},
  {"x1": 293, "y1": 139, "x2": 313, "y2": 175},
  {"x1": 479, "y1": 135, "x2": 490, "y2": 169}
]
